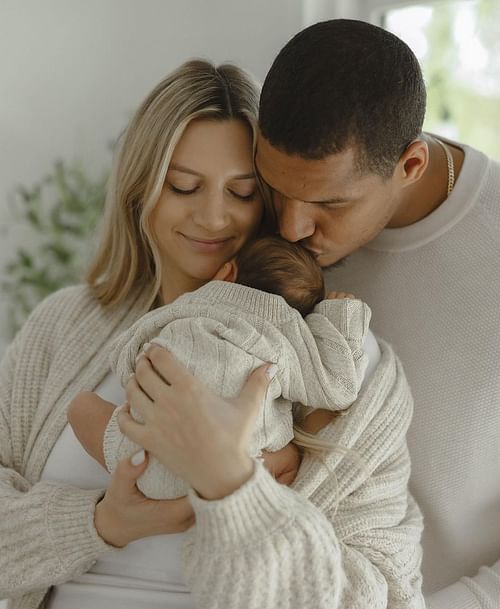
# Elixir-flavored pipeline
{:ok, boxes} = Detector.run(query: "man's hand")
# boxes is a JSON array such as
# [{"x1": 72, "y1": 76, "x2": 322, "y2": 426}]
[{"x1": 94, "y1": 452, "x2": 195, "y2": 548}]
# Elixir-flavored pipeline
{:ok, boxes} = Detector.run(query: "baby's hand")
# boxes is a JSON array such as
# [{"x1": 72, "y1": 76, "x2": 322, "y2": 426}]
[
  {"x1": 326, "y1": 290, "x2": 355, "y2": 300},
  {"x1": 261, "y1": 443, "x2": 301, "y2": 486},
  {"x1": 302, "y1": 409, "x2": 338, "y2": 433}
]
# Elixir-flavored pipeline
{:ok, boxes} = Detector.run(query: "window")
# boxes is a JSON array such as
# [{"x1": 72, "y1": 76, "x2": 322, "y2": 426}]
[{"x1": 378, "y1": 0, "x2": 500, "y2": 160}]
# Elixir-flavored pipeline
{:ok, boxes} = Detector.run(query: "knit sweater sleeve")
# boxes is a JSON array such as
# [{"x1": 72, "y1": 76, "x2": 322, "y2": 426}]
[
  {"x1": 0, "y1": 290, "x2": 113, "y2": 598},
  {"x1": 182, "y1": 340, "x2": 424, "y2": 609},
  {"x1": 277, "y1": 298, "x2": 371, "y2": 410},
  {"x1": 425, "y1": 560, "x2": 500, "y2": 609}
]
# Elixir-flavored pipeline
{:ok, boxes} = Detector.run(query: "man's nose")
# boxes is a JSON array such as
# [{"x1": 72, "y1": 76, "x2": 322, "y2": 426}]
[{"x1": 277, "y1": 197, "x2": 315, "y2": 243}]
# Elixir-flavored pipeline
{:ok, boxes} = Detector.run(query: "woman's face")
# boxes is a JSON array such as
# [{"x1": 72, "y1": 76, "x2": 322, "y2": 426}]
[{"x1": 151, "y1": 118, "x2": 264, "y2": 302}]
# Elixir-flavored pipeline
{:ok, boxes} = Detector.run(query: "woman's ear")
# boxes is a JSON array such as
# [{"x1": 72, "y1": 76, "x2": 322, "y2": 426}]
[{"x1": 212, "y1": 260, "x2": 238, "y2": 282}]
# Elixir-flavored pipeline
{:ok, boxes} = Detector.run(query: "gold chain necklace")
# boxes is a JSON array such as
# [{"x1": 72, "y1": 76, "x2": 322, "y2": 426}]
[{"x1": 433, "y1": 136, "x2": 455, "y2": 196}]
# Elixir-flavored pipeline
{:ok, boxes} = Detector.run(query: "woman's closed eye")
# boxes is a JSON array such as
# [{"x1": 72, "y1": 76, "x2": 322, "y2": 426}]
[
  {"x1": 168, "y1": 183, "x2": 256, "y2": 201},
  {"x1": 169, "y1": 184, "x2": 198, "y2": 195},
  {"x1": 228, "y1": 189, "x2": 257, "y2": 201}
]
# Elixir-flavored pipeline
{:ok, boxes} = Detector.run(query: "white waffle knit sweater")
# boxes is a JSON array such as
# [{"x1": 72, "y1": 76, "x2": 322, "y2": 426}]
[
  {"x1": 103, "y1": 281, "x2": 370, "y2": 499},
  {"x1": 0, "y1": 284, "x2": 424, "y2": 609},
  {"x1": 327, "y1": 139, "x2": 500, "y2": 608}
]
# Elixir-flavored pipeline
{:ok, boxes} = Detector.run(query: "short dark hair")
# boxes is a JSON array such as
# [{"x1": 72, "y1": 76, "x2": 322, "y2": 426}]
[
  {"x1": 259, "y1": 19, "x2": 426, "y2": 177},
  {"x1": 235, "y1": 236, "x2": 325, "y2": 316}
]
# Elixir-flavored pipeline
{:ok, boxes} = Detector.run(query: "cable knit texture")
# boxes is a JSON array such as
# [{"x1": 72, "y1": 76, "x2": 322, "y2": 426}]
[
  {"x1": 0, "y1": 284, "x2": 424, "y2": 609},
  {"x1": 103, "y1": 281, "x2": 370, "y2": 499}
]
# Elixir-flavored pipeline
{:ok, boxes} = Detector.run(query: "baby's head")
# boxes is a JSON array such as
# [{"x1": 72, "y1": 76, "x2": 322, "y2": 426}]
[{"x1": 232, "y1": 236, "x2": 325, "y2": 316}]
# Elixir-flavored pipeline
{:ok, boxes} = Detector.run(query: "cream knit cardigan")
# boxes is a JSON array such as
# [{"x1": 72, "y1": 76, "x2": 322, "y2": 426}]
[
  {"x1": 104, "y1": 281, "x2": 371, "y2": 499},
  {"x1": 0, "y1": 285, "x2": 424, "y2": 609}
]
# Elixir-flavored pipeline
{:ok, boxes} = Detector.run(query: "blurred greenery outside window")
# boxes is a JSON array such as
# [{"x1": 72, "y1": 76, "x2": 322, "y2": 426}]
[{"x1": 380, "y1": 0, "x2": 500, "y2": 160}]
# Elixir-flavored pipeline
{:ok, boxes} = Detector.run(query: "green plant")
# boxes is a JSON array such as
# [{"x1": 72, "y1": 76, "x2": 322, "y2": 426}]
[{"x1": 2, "y1": 159, "x2": 108, "y2": 337}]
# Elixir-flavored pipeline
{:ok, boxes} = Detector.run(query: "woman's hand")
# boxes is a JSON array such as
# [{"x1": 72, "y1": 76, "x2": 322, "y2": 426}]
[
  {"x1": 118, "y1": 345, "x2": 274, "y2": 500},
  {"x1": 94, "y1": 451, "x2": 194, "y2": 548}
]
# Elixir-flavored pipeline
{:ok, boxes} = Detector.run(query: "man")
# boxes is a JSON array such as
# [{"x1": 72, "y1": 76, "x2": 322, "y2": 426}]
[{"x1": 255, "y1": 19, "x2": 500, "y2": 609}]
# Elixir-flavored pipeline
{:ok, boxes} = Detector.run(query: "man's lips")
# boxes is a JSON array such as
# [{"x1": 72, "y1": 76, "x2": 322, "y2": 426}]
[{"x1": 304, "y1": 247, "x2": 322, "y2": 258}]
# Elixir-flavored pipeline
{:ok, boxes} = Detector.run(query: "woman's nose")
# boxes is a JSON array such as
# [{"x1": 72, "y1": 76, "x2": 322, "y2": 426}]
[{"x1": 193, "y1": 193, "x2": 230, "y2": 232}]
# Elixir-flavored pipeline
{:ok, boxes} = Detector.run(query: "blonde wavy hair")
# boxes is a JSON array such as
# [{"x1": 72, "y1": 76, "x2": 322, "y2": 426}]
[{"x1": 86, "y1": 59, "x2": 274, "y2": 309}]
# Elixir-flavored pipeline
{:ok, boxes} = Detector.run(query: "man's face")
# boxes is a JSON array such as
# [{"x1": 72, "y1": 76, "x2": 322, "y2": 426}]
[{"x1": 255, "y1": 134, "x2": 402, "y2": 267}]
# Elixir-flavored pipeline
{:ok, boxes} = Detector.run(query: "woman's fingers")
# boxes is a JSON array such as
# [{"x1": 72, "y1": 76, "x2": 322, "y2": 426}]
[
  {"x1": 117, "y1": 404, "x2": 149, "y2": 448},
  {"x1": 144, "y1": 344, "x2": 194, "y2": 389},
  {"x1": 232, "y1": 363, "x2": 277, "y2": 428},
  {"x1": 134, "y1": 354, "x2": 171, "y2": 402},
  {"x1": 115, "y1": 450, "x2": 149, "y2": 494},
  {"x1": 125, "y1": 374, "x2": 154, "y2": 419},
  {"x1": 95, "y1": 453, "x2": 195, "y2": 547}
]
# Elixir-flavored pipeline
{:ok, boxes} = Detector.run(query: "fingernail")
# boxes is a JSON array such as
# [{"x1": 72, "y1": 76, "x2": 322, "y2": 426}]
[
  {"x1": 265, "y1": 364, "x2": 278, "y2": 380},
  {"x1": 131, "y1": 450, "x2": 145, "y2": 466},
  {"x1": 142, "y1": 342, "x2": 151, "y2": 353}
]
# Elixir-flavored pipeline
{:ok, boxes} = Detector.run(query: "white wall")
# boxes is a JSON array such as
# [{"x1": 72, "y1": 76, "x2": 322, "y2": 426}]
[
  {"x1": 0, "y1": 0, "x2": 303, "y2": 354},
  {"x1": 302, "y1": 0, "x2": 416, "y2": 25}
]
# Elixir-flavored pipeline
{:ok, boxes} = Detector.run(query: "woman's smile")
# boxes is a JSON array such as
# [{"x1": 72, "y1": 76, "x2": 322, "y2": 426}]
[{"x1": 179, "y1": 232, "x2": 234, "y2": 252}]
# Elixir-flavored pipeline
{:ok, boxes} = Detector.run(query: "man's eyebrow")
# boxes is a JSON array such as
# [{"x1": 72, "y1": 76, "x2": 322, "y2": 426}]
[
  {"x1": 270, "y1": 184, "x2": 353, "y2": 205},
  {"x1": 169, "y1": 164, "x2": 256, "y2": 180},
  {"x1": 257, "y1": 168, "x2": 356, "y2": 205}
]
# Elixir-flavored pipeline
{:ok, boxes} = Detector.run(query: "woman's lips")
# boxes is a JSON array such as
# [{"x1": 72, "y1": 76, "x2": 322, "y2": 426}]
[{"x1": 180, "y1": 233, "x2": 233, "y2": 252}]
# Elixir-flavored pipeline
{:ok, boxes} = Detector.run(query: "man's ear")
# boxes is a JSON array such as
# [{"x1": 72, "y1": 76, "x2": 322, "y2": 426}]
[
  {"x1": 397, "y1": 139, "x2": 429, "y2": 187},
  {"x1": 212, "y1": 260, "x2": 238, "y2": 282}
]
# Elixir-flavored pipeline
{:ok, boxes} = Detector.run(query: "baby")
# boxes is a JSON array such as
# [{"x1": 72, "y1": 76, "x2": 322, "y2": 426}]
[{"x1": 68, "y1": 236, "x2": 370, "y2": 499}]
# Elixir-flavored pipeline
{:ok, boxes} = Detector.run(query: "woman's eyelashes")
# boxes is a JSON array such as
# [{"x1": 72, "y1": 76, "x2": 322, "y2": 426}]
[
  {"x1": 231, "y1": 190, "x2": 257, "y2": 201},
  {"x1": 169, "y1": 185, "x2": 197, "y2": 195},
  {"x1": 168, "y1": 183, "x2": 256, "y2": 201}
]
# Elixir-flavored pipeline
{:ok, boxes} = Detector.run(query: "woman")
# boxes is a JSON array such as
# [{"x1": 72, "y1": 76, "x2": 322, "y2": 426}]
[{"x1": 0, "y1": 60, "x2": 424, "y2": 609}]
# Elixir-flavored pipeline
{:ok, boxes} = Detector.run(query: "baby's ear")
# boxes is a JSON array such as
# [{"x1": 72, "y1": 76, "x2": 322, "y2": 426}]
[{"x1": 212, "y1": 260, "x2": 238, "y2": 282}]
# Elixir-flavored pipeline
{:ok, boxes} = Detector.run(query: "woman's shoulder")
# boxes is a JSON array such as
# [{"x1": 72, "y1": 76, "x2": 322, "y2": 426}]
[
  {"x1": 20, "y1": 284, "x2": 101, "y2": 339},
  {"x1": 1, "y1": 285, "x2": 103, "y2": 376},
  {"x1": 29, "y1": 283, "x2": 97, "y2": 318}
]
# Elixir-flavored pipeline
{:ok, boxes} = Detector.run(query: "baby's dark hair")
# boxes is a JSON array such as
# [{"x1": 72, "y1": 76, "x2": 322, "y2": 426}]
[{"x1": 235, "y1": 236, "x2": 325, "y2": 316}]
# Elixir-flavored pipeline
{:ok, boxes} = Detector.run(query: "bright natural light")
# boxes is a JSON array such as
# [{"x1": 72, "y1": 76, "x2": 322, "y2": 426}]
[
  {"x1": 384, "y1": 0, "x2": 500, "y2": 159},
  {"x1": 385, "y1": 6, "x2": 432, "y2": 60}
]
